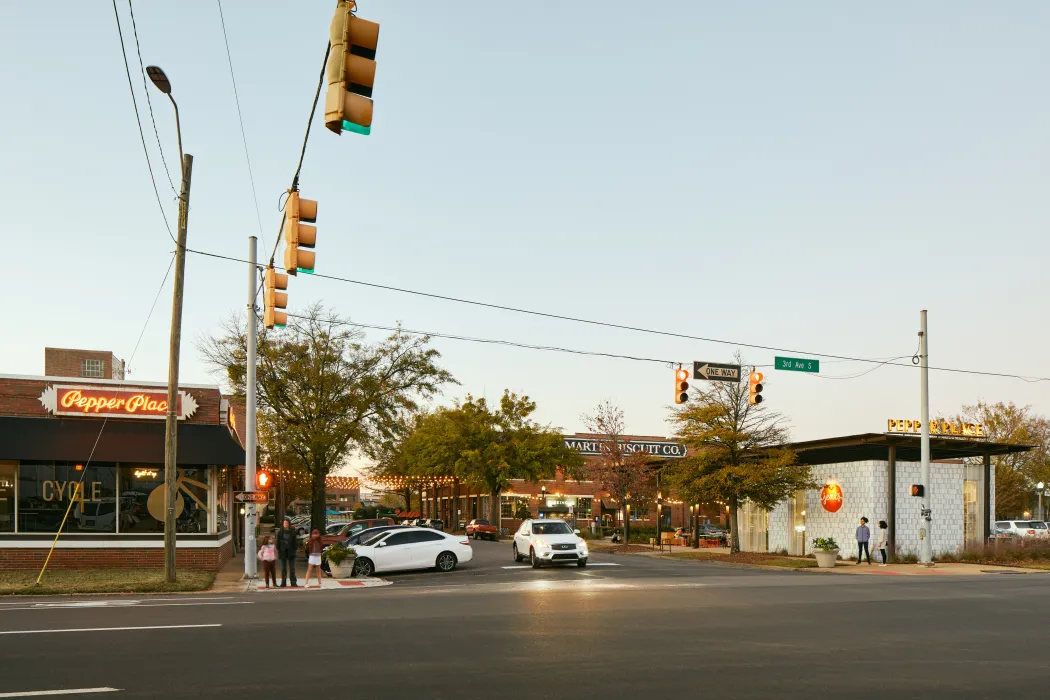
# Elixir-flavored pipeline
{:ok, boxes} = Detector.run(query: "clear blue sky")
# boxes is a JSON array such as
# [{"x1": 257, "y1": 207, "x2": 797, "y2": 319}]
[{"x1": 1, "y1": 1, "x2": 1047, "y2": 445}]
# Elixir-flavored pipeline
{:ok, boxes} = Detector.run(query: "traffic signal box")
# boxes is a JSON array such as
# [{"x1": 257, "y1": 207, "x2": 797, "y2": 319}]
[
  {"x1": 284, "y1": 192, "x2": 317, "y2": 276},
  {"x1": 256, "y1": 471, "x2": 273, "y2": 490},
  {"x1": 263, "y1": 266, "x2": 288, "y2": 329},
  {"x1": 674, "y1": 368, "x2": 690, "y2": 405},
  {"x1": 325, "y1": 0, "x2": 379, "y2": 136},
  {"x1": 748, "y1": 371, "x2": 764, "y2": 405},
  {"x1": 910, "y1": 484, "x2": 925, "y2": 497}
]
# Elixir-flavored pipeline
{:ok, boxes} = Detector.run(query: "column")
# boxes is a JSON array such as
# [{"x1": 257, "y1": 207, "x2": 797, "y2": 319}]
[
  {"x1": 887, "y1": 445, "x2": 897, "y2": 560},
  {"x1": 983, "y1": 453, "x2": 992, "y2": 542}
]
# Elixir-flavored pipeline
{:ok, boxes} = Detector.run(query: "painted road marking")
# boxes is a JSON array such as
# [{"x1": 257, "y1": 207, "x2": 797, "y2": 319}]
[
  {"x1": 0, "y1": 624, "x2": 222, "y2": 636},
  {"x1": 0, "y1": 602, "x2": 252, "y2": 613},
  {"x1": 0, "y1": 689, "x2": 121, "y2": 698}
]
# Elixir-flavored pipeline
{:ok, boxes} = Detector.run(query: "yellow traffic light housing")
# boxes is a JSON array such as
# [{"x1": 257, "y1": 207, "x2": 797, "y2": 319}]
[
  {"x1": 325, "y1": 0, "x2": 379, "y2": 136},
  {"x1": 263, "y1": 266, "x2": 288, "y2": 329},
  {"x1": 748, "y1": 371, "x2": 765, "y2": 405},
  {"x1": 674, "y1": 368, "x2": 690, "y2": 405},
  {"x1": 283, "y1": 192, "x2": 317, "y2": 276}
]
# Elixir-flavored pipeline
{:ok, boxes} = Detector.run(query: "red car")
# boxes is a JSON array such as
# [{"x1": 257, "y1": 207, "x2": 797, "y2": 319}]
[
  {"x1": 316, "y1": 518, "x2": 395, "y2": 548},
  {"x1": 466, "y1": 519, "x2": 499, "y2": 541}
]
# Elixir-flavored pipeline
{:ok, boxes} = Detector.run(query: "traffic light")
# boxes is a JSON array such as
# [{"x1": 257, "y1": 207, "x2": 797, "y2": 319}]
[
  {"x1": 748, "y1": 371, "x2": 764, "y2": 405},
  {"x1": 324, "y1": 0, "x2": 379, "y2": 136},
  {"x1": 674, "y1": 368, "x2": 690, "y2": 404},
  {"x1": 283, "y1": 191, "x2": 317, "y2": 276},
  {"x1": 263, "y1": 266, "x2": 288, "y2": 329},
  {"x1": 910, "y1": 484, "x2": 925, "y2": 497},
  {"x1": 256, "y1": 470, "x2": 273, "y2": 489}
]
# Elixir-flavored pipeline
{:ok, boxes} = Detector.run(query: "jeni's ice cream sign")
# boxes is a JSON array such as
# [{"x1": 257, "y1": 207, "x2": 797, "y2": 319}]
[
  {"x1": 39, "y1": 385, "x2": 199, "y2": 420},
  {"x1": 887, "y1": 419, "x2": 984, "y2": 437}
]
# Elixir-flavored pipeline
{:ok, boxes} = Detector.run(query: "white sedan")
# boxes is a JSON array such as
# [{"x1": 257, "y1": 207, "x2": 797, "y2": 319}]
[{"x1": 351, "y1": 527, "x2": 472, "y2": 576}]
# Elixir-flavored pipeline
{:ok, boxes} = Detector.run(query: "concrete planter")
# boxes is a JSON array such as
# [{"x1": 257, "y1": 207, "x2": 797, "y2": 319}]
[
  {"x1": 814, "y1": 549, "x2": 839, "y2": 568},
  {"x1": 329, "y1": 556, "x2": 357, "y2": 579}
]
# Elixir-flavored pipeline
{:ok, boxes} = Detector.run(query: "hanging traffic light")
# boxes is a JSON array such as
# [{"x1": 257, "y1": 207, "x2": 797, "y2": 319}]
[
  {"x1": 283, "y1": 192, "x2": 317, "y2": 276},
  {"x1": 263, "y1": 266, "x2": 288, "y2": 329},
  {"x1": 256, "y1": 470, "x2": 273, "y2": 490},
  {"x1": 325, "y1": 0, "x2": 379, "y2": 136},
  {"x1": 674, "y1": 368, "x2": 690, "y2": 404},
  {"x1": 748, "y1": 371, "x2": 764, "y2": 405}
]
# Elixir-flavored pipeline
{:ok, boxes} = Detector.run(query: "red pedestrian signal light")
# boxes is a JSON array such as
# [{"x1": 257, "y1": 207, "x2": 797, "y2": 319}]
[
  {"x1": 283, "y1": 192, "x2": 317, "y2": 276},
  {"x1": 910, "y1": 484, "x2": 924, "y2": 497},
  {"x1": 674, "y1": 368, "x2": 690, "y2": 405},
  {"x1": 748, "y1": 371, "x2": 764, "y2": 405},
  {"x1": 256, "y1": 471, "x2": 273, "y2": 489}
]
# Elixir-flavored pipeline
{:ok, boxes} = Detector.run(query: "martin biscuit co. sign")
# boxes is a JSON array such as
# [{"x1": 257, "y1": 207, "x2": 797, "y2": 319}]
[
  {"x1": 564, "y1": 437, "x2": 686, "y2": 459},
  {"x1": 39, "y1": 385, "x2": 199, "y2": 420}
]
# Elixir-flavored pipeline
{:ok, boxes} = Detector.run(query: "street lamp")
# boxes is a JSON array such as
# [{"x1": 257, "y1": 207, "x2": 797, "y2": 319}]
[
  {"x1": 540, "y1": 485, "x2": 546, "y2": 519},
  {"x1": 146, "y1": 65, "x2": 194, "y2": 584},
  {"x1": 1038, "y1": 483, "x2": 1045, "y2": 521}
]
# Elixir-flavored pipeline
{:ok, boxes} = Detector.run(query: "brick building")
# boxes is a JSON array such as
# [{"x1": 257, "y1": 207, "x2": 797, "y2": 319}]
[
  {"x1": 0, "y1": 350, "x2": 245, "y2": 570},
  {"x1": 44, "y1": 347, "x2": 125, "y2": 380}
]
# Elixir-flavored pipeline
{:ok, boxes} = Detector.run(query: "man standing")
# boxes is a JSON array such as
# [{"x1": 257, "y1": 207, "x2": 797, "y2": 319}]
[
  {"x1": 276, "y1": 518, "x2": 299, "y2": 587},
  {"x1": 856, "y1": 517, "x2": 872, "y2": 565}
]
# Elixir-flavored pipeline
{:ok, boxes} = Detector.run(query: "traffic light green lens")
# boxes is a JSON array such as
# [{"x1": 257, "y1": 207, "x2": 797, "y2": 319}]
[
  {"x1": 341, "y1": 120, "x2": 371, "y2": 136},
  {"x1": 298, "y1": 267, "x2": 315, "y2": 274}
]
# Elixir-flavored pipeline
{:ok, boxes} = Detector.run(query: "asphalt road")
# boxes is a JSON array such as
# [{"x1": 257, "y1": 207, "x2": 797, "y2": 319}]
[{"x1": 1, "y1": 540, "x2": 1048, "y2": 699}]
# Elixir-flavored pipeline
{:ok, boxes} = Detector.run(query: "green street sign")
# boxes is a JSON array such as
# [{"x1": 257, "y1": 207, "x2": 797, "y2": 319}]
[{"x1": 775, "y1": 356, "x2": 820, "y2": 373}]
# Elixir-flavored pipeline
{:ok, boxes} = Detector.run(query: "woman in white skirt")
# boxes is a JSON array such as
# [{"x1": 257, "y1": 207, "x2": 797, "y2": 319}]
[{"x1": 305, "y1": 529, "x2": 324, "y2": 587}]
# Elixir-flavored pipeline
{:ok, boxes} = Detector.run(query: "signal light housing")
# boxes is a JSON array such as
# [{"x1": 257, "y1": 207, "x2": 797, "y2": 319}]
[
  {"x1": 284, "y1": 192, "x2": 317, "y2": 276},
  {"x1": 325, "y1": 1, "x2": 379, "y2": 136},
  {"x1": 910, "y1": 484, "x2": 925, "y2": 497},
  {"x1": 748, "y1": 371, "x2": 764, "y2": 406},
  {"x1": 263, "y1": 266, "x2": 288, "y2": 329},
  {"x1": 674, "y1": 368, "x2": 690, "y2": 405}
]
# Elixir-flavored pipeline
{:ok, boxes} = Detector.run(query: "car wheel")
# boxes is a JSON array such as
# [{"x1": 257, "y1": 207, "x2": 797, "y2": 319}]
[
  {"x1": 577, "y1": 559, "x2": 587, "y2": 568},
  {"x1": 531, "y1": 548, "x2": 542, "y2": 569},
  {"x1": 513, "y1": 544, "x2": 523, "y2": 562},
  {"x1": 353, "y1": 557, "x2": 374, "y2": 578},
  {"x1": 473, "y1": 532, "x2": 479, "y2": 541},
  {"x1": 436, "y1": 551, "x2": 457, "y2": 572}
]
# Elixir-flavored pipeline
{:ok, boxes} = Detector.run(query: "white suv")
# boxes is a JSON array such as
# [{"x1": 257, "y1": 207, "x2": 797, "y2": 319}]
[{"x1": 512, "y1": 518, "x2": 588, "y2": 568}]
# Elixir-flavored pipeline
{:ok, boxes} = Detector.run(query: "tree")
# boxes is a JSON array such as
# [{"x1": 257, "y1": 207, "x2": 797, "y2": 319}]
[
  {"x1": 513, "y1": 497, "x2": 532, "y2": 521},
  {"x1": 199, "y1": 304, "x2": 455, "y2": 533},
  {"x1": 956, "y1": 401, "x2": 1050, "y2": 518},
  {"x1": 581, "y1": 401, "x2": 654, "y2": 546},
  {"x1": 395, "y1": 391, "x2": 581, "y2": 527},
  {"x1": 664, "y1": 360, "x2": 812, "y2": 554}
]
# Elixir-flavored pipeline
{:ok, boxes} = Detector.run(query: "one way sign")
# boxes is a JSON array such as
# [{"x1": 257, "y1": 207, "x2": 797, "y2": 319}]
[{"x1": 693, "y1": 361, "x2": 742, "y2": 383}]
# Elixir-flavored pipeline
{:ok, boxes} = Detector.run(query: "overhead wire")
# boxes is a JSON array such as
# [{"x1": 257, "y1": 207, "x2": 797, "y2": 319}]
[
  {"x1": 185, "y1": 247, "x2": 1050, "y2": 384},
  {"x1": 111, "y1": 0, "x2": 176, "y2": 244},
  {"x1": 127, "y1": 0, "x2": 178, "y2": 197}
]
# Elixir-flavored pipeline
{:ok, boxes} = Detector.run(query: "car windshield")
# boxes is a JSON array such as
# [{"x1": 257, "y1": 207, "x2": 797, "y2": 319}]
[
  {"x1": 475, "y1": 520, "x2": 489, "y2": 525},
  {"x1": 533, "y1": 521, "x2": 572, "y2": 535}
]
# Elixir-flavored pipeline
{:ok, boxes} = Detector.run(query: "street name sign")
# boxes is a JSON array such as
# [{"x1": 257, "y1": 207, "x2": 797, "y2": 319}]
[
  {"x1": 693, "y1": 362, "x2": 742, "y2": 383},
  {"x1": 774, "y1": 356, "x2": 820, "y2": 373},
  {"x1": 234, "y1": 491, "x2": 268, "y2": 503}
]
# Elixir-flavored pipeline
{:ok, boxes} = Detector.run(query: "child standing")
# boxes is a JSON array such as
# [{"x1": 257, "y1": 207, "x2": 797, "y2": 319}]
[
  {"x1": 258, "y1": 536, "x2": 277, "y2": 588},
  {"x1": 877, "y1": 521, "x2": 889, "y2": 566},
  {"x1": 305, "y1": 529, "x2": 324, "y2": 588}
]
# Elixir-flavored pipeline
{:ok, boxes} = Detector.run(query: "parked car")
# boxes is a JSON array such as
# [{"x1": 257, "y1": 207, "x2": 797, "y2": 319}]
[
  {"x1": 316, "y1": 518, "x2": 396, "y2": 547},
  {"x1": 466, "y1": 519, "x2": 499, "y2": 541},
  {"x1": 696, "y1": 525, "x2": 727, "y2": 543},
  {"x1": 321, "y1": 525, "x2": 406, "y2": 574},
  {"x1": 996, "y1": 520, "x2": 1046, "y2": 539},
  {"x1": 991, "y1": 522, "x2": 1019, "y2": 541},
  {"x1": 420, "y1": 518, "x2": 444, "y2": 531},
  {"x1": 351, "y1": 527, "x2": 473, "y2": 576},
  {"x1": 513, "y1": 518, "x2": 588, "y2": 568}
]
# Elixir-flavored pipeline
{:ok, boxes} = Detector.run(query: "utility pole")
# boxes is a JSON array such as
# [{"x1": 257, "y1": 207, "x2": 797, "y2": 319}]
[
  {"x1": 245, "y1": 236, "x2": 259, "y2": 579},
  {"x1": 164, "y1": 153, "x2": 193, "y2": 583},
  {"x1": 918, "y1": 309, "x2": 933, "y2": 566}
]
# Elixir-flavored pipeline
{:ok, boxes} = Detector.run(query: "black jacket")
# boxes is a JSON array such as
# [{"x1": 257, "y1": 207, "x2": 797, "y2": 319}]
[{"x1": 276, "y1": 527, "x2": 298, "y2": 558}]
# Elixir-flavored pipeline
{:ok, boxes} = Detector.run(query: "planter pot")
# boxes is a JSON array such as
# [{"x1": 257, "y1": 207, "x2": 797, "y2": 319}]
[
  {"x1": 329, "y1": 557, "x2": 356, "y2": 579},
  {"x1": 814, "y1": 549, "x2": 839, "y2": 568}
]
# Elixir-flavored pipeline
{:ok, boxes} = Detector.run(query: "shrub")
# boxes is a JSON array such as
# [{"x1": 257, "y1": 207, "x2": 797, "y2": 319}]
[
  {"x1": 812, "y1": 537, "x2": 839, "y2": 552},
  {"x1": 896, "y1": 550, "x2": 918, "y2": 564},
  {"x1": 326, "y1": 542, "x2": 356, "y2": 566}
]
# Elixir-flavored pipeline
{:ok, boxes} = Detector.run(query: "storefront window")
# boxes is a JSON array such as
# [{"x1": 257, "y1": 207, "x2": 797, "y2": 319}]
[
  {"x1": 0, "y1": 462, "x2": 15, "y2": 533},
  {"x1": 576, "y1": 497, "x2": 593, "y2": 519},
  {"x1": 216, "y1": 466, "x2": 229, "y2": 534},
  {"x1": 18, "y1": 461, "x2": 118, "y2": 533},
  {"x1": 964, "y1": 479, "x2": 979, "y2": 546},
  {"x1": 117, "y1": 466, "x2": 210, "y2": 534}
]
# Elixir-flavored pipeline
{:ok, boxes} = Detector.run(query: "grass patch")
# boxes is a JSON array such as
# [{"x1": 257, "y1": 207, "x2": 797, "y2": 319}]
[
  {"x1": 665, "y1": 550, "x2": 819, "y2": 569},
  {"x1": 0, "y1": 569, "x2": 215, "y2": 596}
]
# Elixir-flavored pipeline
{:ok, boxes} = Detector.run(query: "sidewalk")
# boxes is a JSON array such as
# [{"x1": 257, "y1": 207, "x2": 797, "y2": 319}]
[
  {"x1": 210, "y1": 552, "x2": 392, "y2": 592},
  {"x1": 810, "y1": 561, "x2": 1049, "y2": 576}
]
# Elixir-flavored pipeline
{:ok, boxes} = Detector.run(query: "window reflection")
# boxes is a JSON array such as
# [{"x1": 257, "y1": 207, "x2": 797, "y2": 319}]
[
  {"x1": 0, "y1": 461, "x2": 15, "y2": 533},
  {"x1": 18, "y1": 462, "x2": 118, "y2": 533},
  {"x1": 117, "y1": 466, "x2": 210, "y2": 533}
]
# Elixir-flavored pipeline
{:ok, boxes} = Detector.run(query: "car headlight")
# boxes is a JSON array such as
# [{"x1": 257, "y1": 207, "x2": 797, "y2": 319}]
[
  {"x1": 534, "y1": 539, "x2": 549, "y2": 549},
  {"x1": 577, "y1": 539, "x2": 588, "y2": 549}
]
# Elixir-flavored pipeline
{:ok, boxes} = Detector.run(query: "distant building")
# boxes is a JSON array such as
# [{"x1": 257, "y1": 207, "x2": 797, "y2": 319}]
[{"x1": 44, "y1": 347, "x2": 125, "y2": 380}]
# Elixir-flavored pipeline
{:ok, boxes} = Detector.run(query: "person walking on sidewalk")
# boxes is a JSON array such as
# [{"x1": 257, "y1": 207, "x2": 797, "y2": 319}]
[
  {"x1": 877, "y1": 520, "x2": 889, "y2": 566},
  {"x1": 304, "y1": 529, "x2": 324, "y2": 588},
  {"x1": 856, "y1": 517, "x2": 872, "y2": 565},
  {"x1": 257, "y1": 536, "x2": 277, "y2": 588},
  {"x1": 276, "y1": 518, "x2": 299, "y2": 587}
]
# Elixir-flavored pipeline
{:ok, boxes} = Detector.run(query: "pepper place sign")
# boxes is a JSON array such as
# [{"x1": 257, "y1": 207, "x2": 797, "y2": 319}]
[
  {"x1": 39, "y1": 385, "x2": 199, "y2": 420},
  {"x1": 820, "y1": 483, "x2": 843, "y2": 513},
  {"x1": 886, "y1": 418, "x2": 984, "y2": 437}
]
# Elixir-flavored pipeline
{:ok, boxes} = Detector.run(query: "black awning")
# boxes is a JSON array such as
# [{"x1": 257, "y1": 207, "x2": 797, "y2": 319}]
[
  {"x1": 786, "y1": 433, "x2": 1032, "y2": 465},
  {"x1": 0, "y1": 416, "x2": 244, "y2": 465}
]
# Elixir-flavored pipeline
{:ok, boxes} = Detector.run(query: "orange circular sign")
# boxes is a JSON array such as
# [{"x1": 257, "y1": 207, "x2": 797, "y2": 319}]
[{"x1": 820, "y1": 483, "x2": 843, "y2": 513}]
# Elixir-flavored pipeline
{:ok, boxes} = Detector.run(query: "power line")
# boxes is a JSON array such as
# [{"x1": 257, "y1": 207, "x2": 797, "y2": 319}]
[
  {"x1": 111, "y1": 0, "x2": 176, "y2": 245},
  {"x1": 216, "y1": 0, "x2": 266, "y2": 250},
  {"x1": 127, "y1": 0, "x2": 177, "y2": 197},
  {"x1": 184, "y1": 247, "x2": 1050, "y2": 384}
]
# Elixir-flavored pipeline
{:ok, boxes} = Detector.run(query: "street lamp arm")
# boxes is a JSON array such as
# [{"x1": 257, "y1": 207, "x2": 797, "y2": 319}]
[{"x1": 168, "y1": 94, "x2": 183, "y2": 170}]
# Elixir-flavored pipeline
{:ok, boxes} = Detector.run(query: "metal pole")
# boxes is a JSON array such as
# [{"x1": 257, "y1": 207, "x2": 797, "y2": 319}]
[
  {"x1": 244, "y1": 236, "x2": 259, "y2": 578},
  {"x1": 163, "y1": 153, "x2": 192, "y2": 583},
  {"x1": 918, "y1": 310, "x2": 933, "y2": 566}
]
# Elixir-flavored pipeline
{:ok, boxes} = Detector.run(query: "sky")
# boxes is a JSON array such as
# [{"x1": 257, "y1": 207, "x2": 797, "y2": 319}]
[{"x1": 1, "y1": 1, "x2": 1048, "y2": 455}]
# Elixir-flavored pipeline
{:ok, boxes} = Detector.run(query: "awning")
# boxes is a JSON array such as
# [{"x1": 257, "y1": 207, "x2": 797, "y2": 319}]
[
  {"x1": 786, "y1": 433, "x2": 1032, "y2": 465},
  {"x1": 0, "y1": 416, "x2": 245, "y2": 465}
]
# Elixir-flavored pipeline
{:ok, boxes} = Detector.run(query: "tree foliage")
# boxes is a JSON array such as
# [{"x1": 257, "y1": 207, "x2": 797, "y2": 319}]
[
  {"x1": 663, "y1": 360, "x2": 811, "y2": 553},
  {"x1": 199, "y1": 304, "x2": 455, "y2": 532}
]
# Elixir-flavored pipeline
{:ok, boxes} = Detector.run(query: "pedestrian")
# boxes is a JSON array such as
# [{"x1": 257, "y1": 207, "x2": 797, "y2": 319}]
[
  {"x1": 257, "y1": 536, "x2": 277, "y2": 588},
  {"x1": 276, "y1": 518, "x2": 299, "y2": 587},
  {"x1": 877, "y1": 520, "x2": 889, "y2": 566},
  {"x1": 304, "y1": 528, "x2": 324, "y2": 588},
  {"x1": 856, "y1": 516, "x2": 872, "y2": 565}
]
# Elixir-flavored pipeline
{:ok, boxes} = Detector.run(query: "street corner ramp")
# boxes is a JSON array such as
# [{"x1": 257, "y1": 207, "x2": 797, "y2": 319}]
[{"x1": 246, "y1": 578, "x2": 392, "y2": 591}]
